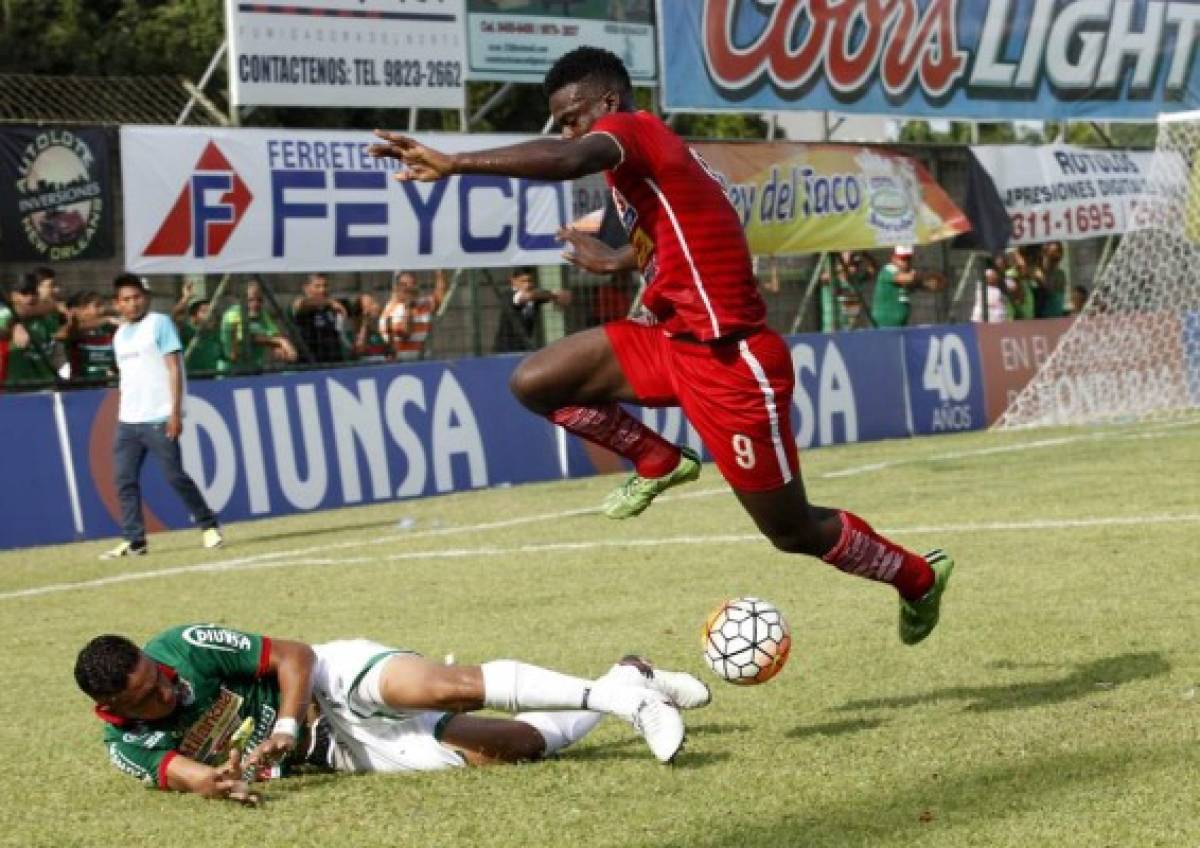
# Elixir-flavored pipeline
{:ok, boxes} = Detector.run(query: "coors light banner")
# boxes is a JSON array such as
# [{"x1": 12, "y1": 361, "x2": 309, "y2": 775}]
[{"x1": 659, "y1": 0, "x2": 1200, "y2": 120}]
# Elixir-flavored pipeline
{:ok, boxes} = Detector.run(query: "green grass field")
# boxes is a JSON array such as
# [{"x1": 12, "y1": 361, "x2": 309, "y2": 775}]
[{"x1": 2, "y1": 419, "x2": 1198, "y2": 848}]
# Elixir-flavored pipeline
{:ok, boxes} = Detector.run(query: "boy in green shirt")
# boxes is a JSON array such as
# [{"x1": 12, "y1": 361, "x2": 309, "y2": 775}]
[
  {"x1": 871, "y1": 245, "x2": 919, "y2": 328},
  {"x1": 220, "y1": 281, "x2": 296, "y2": 373}
]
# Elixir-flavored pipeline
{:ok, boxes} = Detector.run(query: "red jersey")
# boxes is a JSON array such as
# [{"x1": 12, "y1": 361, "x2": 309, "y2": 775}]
[{"x1": 590, "y1": 111, "x2": 765, "y2": 341}]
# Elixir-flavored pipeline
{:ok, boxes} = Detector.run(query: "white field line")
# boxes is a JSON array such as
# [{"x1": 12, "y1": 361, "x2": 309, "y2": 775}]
[{"x1": 3, "y1": 513, "x2": 1199, "y2": 602}]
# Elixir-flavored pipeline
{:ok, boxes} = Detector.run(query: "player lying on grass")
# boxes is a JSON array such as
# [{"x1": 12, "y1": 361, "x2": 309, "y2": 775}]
[
  {"x1": 74, "y1": 624, "x2": 710, "y2": 805},
  {"x1": 369, "y1": 46, "x2": 953, "y2": 645}
]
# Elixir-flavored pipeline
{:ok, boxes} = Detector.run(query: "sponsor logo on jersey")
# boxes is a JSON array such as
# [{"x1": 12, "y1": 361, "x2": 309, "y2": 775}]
[
  {"x1": 180, "y1": 687, "x2": 245, "y2": 765},
  {"x1": 611, "y1": 186, "x2": 637, "y2": 231},
  {"x1": 181, "y1": 625, "x2": 253, "y2": 652}
]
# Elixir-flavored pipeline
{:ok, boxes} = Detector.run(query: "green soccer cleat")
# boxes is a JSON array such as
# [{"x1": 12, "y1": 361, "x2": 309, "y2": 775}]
[
  {"x1": 899, "y1": 550, "x2": 954, "y2": 645},
  {"x1": 601, "y1": 447, "x2": 701, "y2": 520}
]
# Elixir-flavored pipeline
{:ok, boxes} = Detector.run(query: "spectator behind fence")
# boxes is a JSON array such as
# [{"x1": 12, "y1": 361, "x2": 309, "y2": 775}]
[
  {"x1": 292, "y1": 272, "x2": 347, "y2": 363},
  {"x1": 971, "y1": 266, "x2": 1009, "y2": 324},
  {"x1": 1003, "y1": 249, "x2": 1036, "y2": 320},
  {"x1": 494, "y1": 267, "x2": 572, "y2": 353},
  {"x1": 99, "y1": 274, "x2": 221, "y2": 560},
  {"x1": 1033, "y1": 241, "x2": 1067, "y2": 318},
  {"x1": 381, "y1": 269, "x2": 446, "y2": 361},
  {"x1": 822, "y1": 252, "x2": 872, "y2": 331},
  {"x1": 222, "y1": 280, "x2": 297, "y2": 372},
  {"x1": 5, "y1": 274, "x2": 58, "y2": 387},
  {"x1": 352, "y1": 294, "x2": 392, "y2": 363},
  {"x1": 171, "y1": 281, "x2": 222, "y2": 375},
  {"x1": 871, "y1": 246, "x2": 919, "y2": 328},
  {"x1": 1068, "y1": 284, "x2": 1090, "y2": 315},
  {"x1": 61, "y1": 290, "x2": 117, "y2": 382},
  {"x1": 0, "y1": 289, "x2": 15, "y2": 386}
]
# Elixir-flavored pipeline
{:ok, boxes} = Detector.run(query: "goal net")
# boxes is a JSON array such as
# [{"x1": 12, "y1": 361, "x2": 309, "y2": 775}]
[{"x1": 996, "y1": 113, "x2": 1200, "y2": 429}]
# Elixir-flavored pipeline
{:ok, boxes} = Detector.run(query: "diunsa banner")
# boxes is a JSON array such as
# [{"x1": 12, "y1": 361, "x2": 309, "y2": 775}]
[{"x1": 120, "y1": 126, "x2": 570, "y2": 274}]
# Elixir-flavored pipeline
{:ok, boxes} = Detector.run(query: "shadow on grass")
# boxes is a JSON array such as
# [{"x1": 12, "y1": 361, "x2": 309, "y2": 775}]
[
  {"x1": 228, "y1": 515, "x2": 410, "y2": 548},
  {"x1": 785, "y1": 718, "x2": 886, "y2": 740},
  {"x1": 656, "y1": 742, "x2": 1183, "y2": 848},
  {"x1": 835, "y1": 652, "x2": 1169, "y2": 714}
]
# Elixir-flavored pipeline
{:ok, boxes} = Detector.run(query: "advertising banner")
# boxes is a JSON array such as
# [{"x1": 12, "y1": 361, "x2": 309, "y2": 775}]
[
  {"x1": 59, "y1": 358, "x2": 564, "y2": 538},
  {"x1": 692, "y1": 142, "x2": 969, "y2": 255},
  {"x1": 660, "y1": 0, "x2": 1200, "y2": 120},
  {"x1": 0, "y1": 394, "x2": 74, "y2": 549},
  {"x1": 970, "y1": 145, "x2": 1172, "y2": 245},
  {"x1": 120, "y1": 126, "x2": 570, "y2": 274},
  {"x1": 0, "y1": 126, "x2": 114, "y2": 261},
  {"x1": 902, "y1": 325, "x2": 987, "y2": 435},
  {"x1": 975, "y1": 317, "x2": 1074, "y2": 423},
  {"x1": 225, "y1": 0, "x2": 466, "y2": 109},
  {"x1": 467, "y1": 0, "x2": 655, "y2": 83},
  {"x1": 0, "y1": 325, "x2": 1002, "y2": 551}
]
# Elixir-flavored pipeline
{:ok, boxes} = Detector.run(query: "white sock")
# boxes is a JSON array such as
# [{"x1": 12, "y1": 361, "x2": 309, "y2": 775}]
[
  {"x1": 480, "y1": 660, "x2": 649, "y2": 722},
  {"x1": 480, "y1": 660, "x2": 592, "y2": 712},
  {"x1": 515, "y1": 711, "x2": 604, "y2": 755}
]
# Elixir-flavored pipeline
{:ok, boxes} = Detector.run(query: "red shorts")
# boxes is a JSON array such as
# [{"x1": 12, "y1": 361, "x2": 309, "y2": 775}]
[{"x1": 605, "y1": 320, "x2": 799, "y2": 492}]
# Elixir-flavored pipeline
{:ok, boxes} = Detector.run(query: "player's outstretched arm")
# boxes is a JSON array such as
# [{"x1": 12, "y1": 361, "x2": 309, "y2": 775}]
[
  {"x1": 243, "y1": 639, "x2": 315, "y2": 773},
  {"x1": 369, "y1": 130, "x2": 620, "y2": 182},
  {"x1": 164, "y1": 752, "x2": 260, "y2": 806},
  {"x1": 557, "y1": 227, "x2": 637, "y2": 275}
]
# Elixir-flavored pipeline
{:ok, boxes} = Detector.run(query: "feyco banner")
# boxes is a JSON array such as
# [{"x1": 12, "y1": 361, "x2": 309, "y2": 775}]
[
  {"x1": 225, "y1": 0, "x2": 466, "y2": 109},
  {"x1": 660, "y1": 0, "x2": 1200, "y2": 120},
  {"x1": 120, "y1": 126, "x2": 570, "y2": 274},
  {"x1": 692, "y1": 142, "x2": 969, "y2": 255},
  {"x1": 970, "y1": 145, "x2": 1171, "y2": 245}
]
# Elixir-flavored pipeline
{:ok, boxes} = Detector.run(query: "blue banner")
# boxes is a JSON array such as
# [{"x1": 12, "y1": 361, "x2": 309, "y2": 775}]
[
  {"x1": 58, "y1": 359, "x2": 563, "y2": 539},
  {"x1": 0, "y1": 393, "x2": 75, "y2": 548},
  {"x1": 903, "y1": 325, "x2": 987, "y2": 435},
  {"x1": 659, "y1": 0, "x2": 1200, "y2": 120},
  {"x1": 1, "y1": 326, "x2": 994, "y2": 550}
]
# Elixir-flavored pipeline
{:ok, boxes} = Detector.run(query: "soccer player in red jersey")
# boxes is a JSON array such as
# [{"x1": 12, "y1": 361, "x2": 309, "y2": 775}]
[{"x1": 370, "y1": 47, "x2": 953, "y2": 644}]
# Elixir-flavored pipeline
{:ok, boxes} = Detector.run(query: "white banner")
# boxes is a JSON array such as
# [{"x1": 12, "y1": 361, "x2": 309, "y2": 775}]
[
  {"x1": 225, "y1": 0, "x2": 466, "y2": 109},
  {"x1": 120, "y1": 126, "x2": 569, "y2": 274},
  {"x1": 970, "y1": 144, "x2": 1164, "y2": 245},
  {"x1": 466, "y1": 1, "x2": 655, "y2": 83}
]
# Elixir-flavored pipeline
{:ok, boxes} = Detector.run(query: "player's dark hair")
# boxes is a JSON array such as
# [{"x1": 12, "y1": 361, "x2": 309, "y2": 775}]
[
  {"x1": 544, "y1": 46, "x2": 631, "y2": 98},
  {"x1": 34, "y1": 266, "x2": 55, "y2": 282},
  {"x1": 112, "y1": 273, "x2": 146, "y2": 294},
  {"x1": 74, "y1": 634, "x2": 142, "y2": 700},
  {"x1": 187, "y1": 298, "x2": 210, "y2": 318},
  {"x1": 68, "y1": 290, "x2": 104, "y2": 309}
]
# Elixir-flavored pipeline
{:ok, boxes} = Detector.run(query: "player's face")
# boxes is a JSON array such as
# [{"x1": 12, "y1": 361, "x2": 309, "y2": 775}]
[
  {"x1": 104, "y1": 654, "x2": 180, "y2": 721},
  {"x1": 114, "y1": 287, "x2": 148, "y2": 323},
  {"x1": 549, "y1": 82, "x2": 618, "y2": 140}
]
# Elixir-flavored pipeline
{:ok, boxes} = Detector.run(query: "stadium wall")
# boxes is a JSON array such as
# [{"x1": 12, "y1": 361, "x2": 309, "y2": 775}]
[{"x1": 0, "y1": 320, "x2": 1069, "y2": 551}]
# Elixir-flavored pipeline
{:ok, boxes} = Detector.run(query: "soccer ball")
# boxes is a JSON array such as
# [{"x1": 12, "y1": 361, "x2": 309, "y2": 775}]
[{"x1": 702, "y1": 597, "x2": 791, "y2": 685}]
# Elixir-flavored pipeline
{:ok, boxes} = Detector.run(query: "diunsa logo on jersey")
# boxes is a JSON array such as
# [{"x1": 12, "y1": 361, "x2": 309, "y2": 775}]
[{"x1": 182, "y1": 625, "x2": 252, "y2": 652}]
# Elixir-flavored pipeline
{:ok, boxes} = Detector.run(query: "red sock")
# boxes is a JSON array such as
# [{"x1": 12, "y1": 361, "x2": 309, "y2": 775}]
[
  {"x1": 549, "y1": 403, "x2": 681, "y2": 478},
  {"x1": 821, "y1": 511, "x2": 933, "y2": 601}
]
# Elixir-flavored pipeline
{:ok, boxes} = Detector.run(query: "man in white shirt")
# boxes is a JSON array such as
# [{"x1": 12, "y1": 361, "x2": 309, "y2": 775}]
[{"x1": 100, "y1": 275, "x2": 222, "y2": 560}]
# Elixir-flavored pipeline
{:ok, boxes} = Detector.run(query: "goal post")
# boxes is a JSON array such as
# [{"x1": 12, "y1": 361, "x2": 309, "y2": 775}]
[{"x1": 995, "y1": 112, "x2": 1200, "y2": 429}]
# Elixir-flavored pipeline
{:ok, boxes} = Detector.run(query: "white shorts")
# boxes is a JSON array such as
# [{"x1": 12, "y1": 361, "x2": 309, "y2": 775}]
[{"x1": 312, "y1": 639, "x2": 467, "y2": 774}]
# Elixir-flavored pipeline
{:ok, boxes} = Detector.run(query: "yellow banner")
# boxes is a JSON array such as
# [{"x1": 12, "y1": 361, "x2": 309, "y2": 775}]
[{"x1": 692, "y1": 142, "x2": 970, "y2": 256}]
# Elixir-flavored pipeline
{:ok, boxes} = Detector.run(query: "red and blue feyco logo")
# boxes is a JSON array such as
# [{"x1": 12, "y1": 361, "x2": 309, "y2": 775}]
[{"x1": 143, "y1": 142, "x2": 253, "y2": 257}]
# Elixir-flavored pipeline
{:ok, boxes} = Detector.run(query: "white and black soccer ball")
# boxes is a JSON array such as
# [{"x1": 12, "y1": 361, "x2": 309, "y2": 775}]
[{"x1": 702, "y1": 597, "x2": 791, "y2": 685}]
